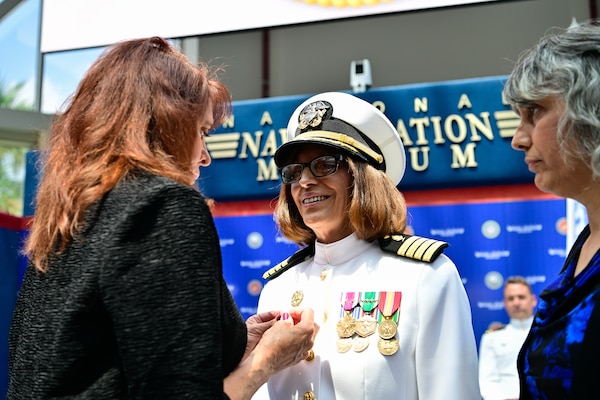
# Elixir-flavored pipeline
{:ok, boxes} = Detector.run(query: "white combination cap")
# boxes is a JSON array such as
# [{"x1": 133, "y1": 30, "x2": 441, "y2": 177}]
[{"x1": 275, "y1": 91, "x2": 406, "y2": 186}]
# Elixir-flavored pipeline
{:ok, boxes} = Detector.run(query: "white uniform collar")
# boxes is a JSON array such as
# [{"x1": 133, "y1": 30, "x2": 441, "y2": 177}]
[
  {"x1": 314, "y1": 233, "x2": 371, "y2": 266},
  {"x1": 508, "y1": 316, "x2": 533, "y2": 330}
]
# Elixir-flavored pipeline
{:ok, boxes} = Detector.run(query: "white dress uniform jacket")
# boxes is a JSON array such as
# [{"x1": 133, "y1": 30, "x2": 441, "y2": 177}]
[
  {"x1": 478, "y1": 316, "x2": 533, "y2": 400},
  {"x1": 253, "y1": 233, "x2": 480, "y2": 400}
]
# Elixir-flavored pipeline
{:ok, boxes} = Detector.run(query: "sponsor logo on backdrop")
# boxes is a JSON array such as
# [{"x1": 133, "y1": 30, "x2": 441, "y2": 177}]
[
  {"x1": 484, "y1": 271, "x2": 504, "y2": 290},
  {"x1": 276, "y1": 235, "x2": 295, "y2": 245},
  {"x1": 506, "y1": 224, "x2": 542, "y2": 234},
  {"x1": 526, "y1": 275, "x2": 547, "y2": 286},
  {"x1": 240, "y1": 260, "x2": 271, "y2": 269},
  {"x1": 475, "y1": 250, "x2": 510, "y2": 260},
  {"x1": 430, "y1": 227, "x2": 465, "y2": 238},
  {"x1": 477, "y1": 301, "x2": 505, "y2": 310},
  {"x1": 481, "y1": 220, "x2": 501, "y2": 239},
  {"x1": 247, "y1": 232, "x2": 264, "y2": 249},
  {"x1": 240, "y1": 306, "x2": 258, "y2": 315},
  {"x1": 247, "y1": 279, "x2": 263, "y2": 296},
  {"x1": 548, "y1": 248, "x2": 567, "y2": 258},
  {"x1": 220, "y1": 238, "x2": 235, "y2": 247},
  {"x1": 556, "y1": 217, "x2": 568, "y2": 235}
]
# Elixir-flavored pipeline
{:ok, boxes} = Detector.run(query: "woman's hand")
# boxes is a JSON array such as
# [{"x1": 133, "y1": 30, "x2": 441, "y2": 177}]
[
  {"x1": 244, "y1": 311, "x2": 280, "y2": 360},
  {"x1": 254, "y1": 308, "x2": 319, "y2": 375},
  {"x1": 224, "y1": 308, "x2": 318, "y2": 400}
]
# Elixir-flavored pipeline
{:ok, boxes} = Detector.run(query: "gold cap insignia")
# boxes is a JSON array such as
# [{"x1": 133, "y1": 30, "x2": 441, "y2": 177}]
[{"x1": 298, "y1": 100, "x2": 331, "y2": 130}]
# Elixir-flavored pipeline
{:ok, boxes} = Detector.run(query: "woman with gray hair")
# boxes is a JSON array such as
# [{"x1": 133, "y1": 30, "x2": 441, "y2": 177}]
[{"x1": 505, "y1": 20, "x2": 600, "y2": 399}]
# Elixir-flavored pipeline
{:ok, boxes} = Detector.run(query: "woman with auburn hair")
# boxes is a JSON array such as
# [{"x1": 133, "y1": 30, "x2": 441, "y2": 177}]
[
  {"x1": 7, "y1": 36, "x2": 317, "y2": 400},
  {"x1": 254, "y1": 91, "x2": 480, "y2": 399}
]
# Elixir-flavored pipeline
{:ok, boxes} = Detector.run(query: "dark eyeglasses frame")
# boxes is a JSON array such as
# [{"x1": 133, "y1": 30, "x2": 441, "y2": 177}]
[{"x1": 279, "y1": 154, "x2": 345, "y2": 184}]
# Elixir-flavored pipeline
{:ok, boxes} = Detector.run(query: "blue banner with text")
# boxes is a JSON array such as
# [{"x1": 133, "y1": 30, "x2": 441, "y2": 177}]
[{"x1": 200, "y1": 75, "x2": 530, "y2": 201}]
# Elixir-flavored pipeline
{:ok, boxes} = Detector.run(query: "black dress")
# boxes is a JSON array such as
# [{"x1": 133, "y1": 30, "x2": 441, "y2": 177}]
[{"x1": 7, "y1": 172, "x2": 246, "y2": 399}]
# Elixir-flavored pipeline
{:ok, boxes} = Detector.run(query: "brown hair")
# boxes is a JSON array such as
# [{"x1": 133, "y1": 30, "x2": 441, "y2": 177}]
[
  {"x1": 505, "y1": 276, "x2": 533, "y2": 293},
  {"x1": 25, "y1": 36, "x2": 231, "y2": 271},
  {"x1": 274, "y1": 156, "x2": 407, "y2": 246}
]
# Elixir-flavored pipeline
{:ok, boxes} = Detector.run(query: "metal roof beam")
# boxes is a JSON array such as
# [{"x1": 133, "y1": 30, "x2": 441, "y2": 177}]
[{"x1": 0, "y1": 107, "x2": 52, "y2": 147}]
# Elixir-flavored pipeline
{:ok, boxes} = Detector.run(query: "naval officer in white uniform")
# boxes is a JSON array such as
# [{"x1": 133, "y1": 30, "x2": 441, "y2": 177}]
[
  {"x1": 254, "y1": 92, "x2": 480, "y2": 400},
  {"x1": 479, "y1": 276, "x2": 537, "y2": 400}
]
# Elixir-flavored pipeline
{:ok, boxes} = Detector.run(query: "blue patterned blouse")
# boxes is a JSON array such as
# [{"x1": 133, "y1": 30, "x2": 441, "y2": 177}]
[{"x1": 519, "y1": 225, "x2": 600, "y2": 399}]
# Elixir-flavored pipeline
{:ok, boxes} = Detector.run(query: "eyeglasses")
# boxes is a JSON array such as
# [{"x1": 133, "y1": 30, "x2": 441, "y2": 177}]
[{"x1": 279, "y1": 154, "x2": 345, "y2": 184}]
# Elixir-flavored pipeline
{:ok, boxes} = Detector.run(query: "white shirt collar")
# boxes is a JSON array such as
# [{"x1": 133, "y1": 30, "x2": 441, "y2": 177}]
[
  {"x1": 313, "y1": 233, "x2": 371, "y2": 266},
  {"x1": 508, "y1": 316, "x2": 534, "y2": 330}
]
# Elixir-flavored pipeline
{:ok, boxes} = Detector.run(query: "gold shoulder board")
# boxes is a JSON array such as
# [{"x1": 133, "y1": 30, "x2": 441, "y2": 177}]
[
  {"x1": 378, "y1": 233, "x2": 448, "y2": 263},
  {"x1": 263, "y1": 244, "x2": 315, "y2": 281}
]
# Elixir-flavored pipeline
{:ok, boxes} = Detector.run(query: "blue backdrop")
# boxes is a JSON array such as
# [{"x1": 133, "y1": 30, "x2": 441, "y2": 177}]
[
  {"x1": 0, "y1": 197, "x2": 567, "y2": 398},
  {"x1": 0, "y1": 220, "x2": 27, "y2": 399},
  {"x1": 214, "y1": 197, "x2": 567, "y2": 349}
]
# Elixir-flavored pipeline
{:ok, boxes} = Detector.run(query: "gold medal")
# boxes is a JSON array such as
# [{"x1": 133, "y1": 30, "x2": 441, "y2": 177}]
[
  {"x1": 356, "y1": 291, "x2": 379, "y2": 337},
  {"x1": 291, "y1": 290, "x2": 304, "y2": 307},
  {"x1": 352, "y1": 336, "x2": 370, "y2": 353},
  {"x1": 336, "y1": 337, "x2": 353, "y2": 353},
  {"x1": 355, "y1": 314, "x2": 377, "y2": 337},
  {"x1": 336, "y1": 292, "x2": 359, "y2": 338},
  {"x1": 336, "y1": 312, "x2": 356, "y2": 338},
  {"x1": 378, "y1": 317, "x2": 397, "y2": 340},
  {"x1": 377, "y1": 337, "x2": 399, "y2": 356},
  {"x1": 377, "y1": 291, "x2": 401, "y2": 340}
]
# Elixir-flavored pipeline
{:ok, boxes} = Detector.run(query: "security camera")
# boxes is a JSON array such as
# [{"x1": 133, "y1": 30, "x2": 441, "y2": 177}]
[{"x1": 350, "y1": 59, "x2": 372, "y2": 93}]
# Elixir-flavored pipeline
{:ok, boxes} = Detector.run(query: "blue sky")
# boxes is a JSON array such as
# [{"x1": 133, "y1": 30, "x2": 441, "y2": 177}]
[
  {"x1": 0, "y1": 0, "x2": 103, "y2": 113},
  {"x1": 0, "y1": 0, "x2": 39, "y2": 106}
]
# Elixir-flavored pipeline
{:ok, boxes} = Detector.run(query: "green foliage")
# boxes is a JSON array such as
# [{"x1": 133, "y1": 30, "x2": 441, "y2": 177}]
[
  {"x1": 0, "y1": 80, "x2": 33, "y2": 111},
  {"x1": 0, "y1": 146, "x2": 27, "y2": 216},
  {"x1": 0, "y1": 79, "x2": 34, "y2": 216}
]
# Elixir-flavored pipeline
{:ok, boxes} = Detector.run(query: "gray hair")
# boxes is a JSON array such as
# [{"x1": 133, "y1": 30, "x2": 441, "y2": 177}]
[{"x1": 503, "y1": 20, "x2": 600, "y2": 178}]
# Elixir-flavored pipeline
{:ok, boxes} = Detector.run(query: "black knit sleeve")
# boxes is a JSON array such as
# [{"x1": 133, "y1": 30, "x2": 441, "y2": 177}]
[{"x1": 98, "y1": 181, "x2": 240, "y2": 399}]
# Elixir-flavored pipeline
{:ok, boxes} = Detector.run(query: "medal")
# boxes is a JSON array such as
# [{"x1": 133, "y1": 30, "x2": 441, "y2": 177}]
[
  {"x1": 378, "y1": 318, "x2": 397, "y2": 339},
  {"x1": 336, "y1": 337, "x2": 353, "y2": 353},
  {"x1": 377, "y1": 291, "x2": 401, "y2": 340},
  {"x1": 336, "y1": 313, "x2": 356, "y2": 338},
  {"x1": 377, "y1": 337, "x2": 400, "y2": 356},
  {"x1": 291, "y1": 290, "x2": 304, "y2": 307},
  {"x1": 356, "y1": 291, "x2": 379, "y2": 337},
  {"x1": 336, "y1": 292, "x2": 359, "y2": 338},
  {"x1": 352, "y1": 336, "x2": 370, "y2": 353},
  {"x1": 356, "y1": 314, "x2": 377, "y2": 337}
]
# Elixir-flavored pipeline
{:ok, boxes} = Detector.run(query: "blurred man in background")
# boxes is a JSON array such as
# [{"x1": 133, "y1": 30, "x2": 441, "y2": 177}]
[{"x1": 479, "y1": 276, "x2": 537, "y2": 400}]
